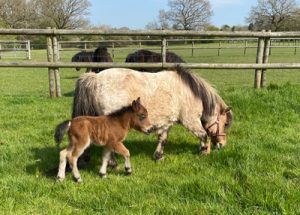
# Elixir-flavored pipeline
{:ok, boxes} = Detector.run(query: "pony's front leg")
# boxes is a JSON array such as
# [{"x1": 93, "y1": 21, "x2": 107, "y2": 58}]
[
  {"x1": 199, "y1": 134, "x2": 211, "y2": 155},
  {"x1": 113, "y1": 142, "x2": 132, "y2": 175},
  {"x1": 153, "y1": 127, "x2": 170, "y2": 161}
]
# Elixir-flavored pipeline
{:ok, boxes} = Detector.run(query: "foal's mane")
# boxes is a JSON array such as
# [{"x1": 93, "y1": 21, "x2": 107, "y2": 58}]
[
  {"x1": 173, "y1": 65, "x2": 223, "y2": 118},
  {"x1": 109, "y1": 105, "x2": 133, "y2": 117}
]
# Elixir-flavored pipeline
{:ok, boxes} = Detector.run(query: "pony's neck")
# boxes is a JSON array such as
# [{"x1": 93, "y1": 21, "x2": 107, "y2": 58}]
[{"x1": 109, "y1": 109, "x2": 134, "y2": 130}]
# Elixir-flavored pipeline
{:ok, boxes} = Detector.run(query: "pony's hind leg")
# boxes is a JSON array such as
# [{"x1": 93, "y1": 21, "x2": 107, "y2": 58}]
[
  {"x1": 99, "y1": 148, "x2": 112, "y2": 178},
  {"x1": 113, "y1": 142, "x2": 132, "y2": 175},
  {"x1": 153, "y1": 126, "x2": 170, "y2": 161},
  {"x1": 57, "y1": 148, "x2": 68, "y2": 181}
]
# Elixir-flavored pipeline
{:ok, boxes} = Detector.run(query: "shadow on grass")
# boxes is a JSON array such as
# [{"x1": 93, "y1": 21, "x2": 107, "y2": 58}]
[
  {"x1": 25, "y1": 136, "x2": 199, "y2": 180},
  {"x1": 63, "y1": 90, "x2": 74, "y2": 97}
]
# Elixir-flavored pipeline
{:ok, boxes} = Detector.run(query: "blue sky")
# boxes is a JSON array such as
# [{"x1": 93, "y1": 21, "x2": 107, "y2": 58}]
[{"x1": 87, "y1": 0, "x2": 292, "y2": 29}]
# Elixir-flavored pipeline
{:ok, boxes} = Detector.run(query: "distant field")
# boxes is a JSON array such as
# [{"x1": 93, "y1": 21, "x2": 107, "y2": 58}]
[{"x1": 0, "y1": 46, "x2": 300, "y2": 214}]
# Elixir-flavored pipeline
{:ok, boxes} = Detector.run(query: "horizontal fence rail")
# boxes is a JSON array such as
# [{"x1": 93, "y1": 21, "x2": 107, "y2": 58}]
[{"x1": 1, "y1": 62, "x2": 300, "y2": 69}]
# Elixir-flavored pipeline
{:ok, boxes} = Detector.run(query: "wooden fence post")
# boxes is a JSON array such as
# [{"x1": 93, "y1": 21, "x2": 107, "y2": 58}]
[
  {"x1": 46, "y1": 27, "x2": 56, "y2": 98},
  {"x1": 112, "y1": 42, "x2": 115, "y2": 58},
  {"x1": 261, "y1": 30, "x2": 271, "y2": 88},
  {"x1": 161, "y1": 37, "x2": 167, "y2": 67},
  {"x1": 192, "y1": 40, "x2": 194, "y2": 57},
  {"x1": 218, "y1": 41, "x2": 221, "y2": 56},
  {"x1": 244, "y1": 40, "x2": 247, "y2": 56},
  {"x1": 254, "y1": 30, "x2": 265, "y2": 89},
  {"x1": 52, "y1": 29, "x2": 61, "y2": 97},
  {"x1": 26, "y1": 40, "x2": 31, "y2": 60},
  {"x1": 294, "y1": 39, "x2": 297, "y2": 55}
]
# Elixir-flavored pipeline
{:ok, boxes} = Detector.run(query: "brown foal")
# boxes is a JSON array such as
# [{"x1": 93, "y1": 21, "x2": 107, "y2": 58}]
[{"x1": 54, "y1": 97, "x2": 153, "y2": 182}]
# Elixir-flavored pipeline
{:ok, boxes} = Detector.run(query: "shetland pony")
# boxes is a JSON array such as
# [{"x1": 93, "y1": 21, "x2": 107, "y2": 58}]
[
  {"x1": 72, "y1": 66, "x2": 233, "y2": 161},
  {"x1": 125, "y1": 49, "x2": 186, "y2": 71},
  {"x1": 71, "y1": 47, "x2": 112, "y2": 73},
  {"x1": 55, "y1": 98, "x2": 153, "y2": 182}
]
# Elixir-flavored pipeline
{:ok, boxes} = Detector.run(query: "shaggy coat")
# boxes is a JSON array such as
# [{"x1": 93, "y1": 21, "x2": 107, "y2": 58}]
[
  {"x1": 55, "y1": 98, "x2": 153, "y2": 182},
  {"x1": 72, "y1": 66, "x2": 233, "y2": 160}
]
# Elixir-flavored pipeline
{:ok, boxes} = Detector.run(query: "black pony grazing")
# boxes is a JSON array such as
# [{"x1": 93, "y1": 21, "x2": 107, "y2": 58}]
[
  {"x1": 71, "y1": 47, "x2": 113, "y2": 73},
  {"x1": 71, "y1": 51, "x2": 94, "y2": 71},
  {"x1": 125, "y1": 49, "x2": 185, "y2": 71},
  {"x1": 92, "y1": 47, "x2": 113, "y2": 73}
]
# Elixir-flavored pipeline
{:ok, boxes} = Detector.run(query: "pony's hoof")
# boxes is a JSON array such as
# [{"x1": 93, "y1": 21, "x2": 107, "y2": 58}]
[
  {"x1": 56, "y1": 176, "x2": 64, "y2": 182},
  {"x1": 108, "y1": 159, "x2": 118, "y2": 169},
  {"x1": 74, "y1": 177, "x2": 82, "y2": 183},
  {"x1": 125, "y1": 167, "x2": 132, "y2": 176},
  {"x1": 153, "y1": 152, "x2": 164, "y2": 161},
  {"x1": 99, "y1": 173, "x2": 107, "y2": 179},
  {"x1": 199, "y1": 146, "x2": 210, "y2": 155}
]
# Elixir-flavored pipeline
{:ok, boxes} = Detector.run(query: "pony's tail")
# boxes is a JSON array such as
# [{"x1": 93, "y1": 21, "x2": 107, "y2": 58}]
[
  {"x1": 54, "y1": 120, "x2": 71, "y2": 146},
  {"x1": 72, "y1": 72, "x2": 99, "y2": 118}
]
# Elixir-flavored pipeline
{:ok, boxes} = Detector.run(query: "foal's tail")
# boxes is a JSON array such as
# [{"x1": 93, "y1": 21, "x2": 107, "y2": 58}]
[{"x1": 54, "y1": 120, "x2": 71, "y2": 146}]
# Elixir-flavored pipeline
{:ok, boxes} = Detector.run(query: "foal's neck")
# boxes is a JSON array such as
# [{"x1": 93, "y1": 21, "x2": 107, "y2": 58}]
[{"x1": 109, "y1": 107, "x2": 135, "y2": 130}]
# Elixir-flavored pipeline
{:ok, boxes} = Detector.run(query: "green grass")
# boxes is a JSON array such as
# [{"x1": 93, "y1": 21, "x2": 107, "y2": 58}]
[{"x1": 1, "y1": 46, "x2": 300, "y2": 214}]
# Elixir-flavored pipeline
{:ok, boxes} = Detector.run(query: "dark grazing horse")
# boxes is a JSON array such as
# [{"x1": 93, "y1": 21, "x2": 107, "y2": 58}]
[
  {"x1": 71, "y1": 47, "x2": 113, "y2": 73},
  {"x1": 125, "y1": 49, "x2": 186, "y2": 71}
]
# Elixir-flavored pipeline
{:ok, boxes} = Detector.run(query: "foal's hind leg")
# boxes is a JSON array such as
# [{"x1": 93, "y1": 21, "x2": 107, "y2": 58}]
[
  {"x1": 153, "y1": 126, "x2": 171, "y2": 161},
  {"x1": 67, "y1": 145, "x2": 87, "y2": 183},
  {"x1": 57, "y1": 148, "x2": 68, "y2": 181},
  {"x1": 99, "y1": 148, "x2": 112, "y2": 178},
  {"x1": 113, "y1": 142, "x2": 132, "y2": 175}
]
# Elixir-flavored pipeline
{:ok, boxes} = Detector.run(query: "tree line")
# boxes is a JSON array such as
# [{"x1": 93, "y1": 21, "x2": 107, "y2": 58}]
[{"x1": 0, "y1": 0, "x2": 299, "y2": 37}]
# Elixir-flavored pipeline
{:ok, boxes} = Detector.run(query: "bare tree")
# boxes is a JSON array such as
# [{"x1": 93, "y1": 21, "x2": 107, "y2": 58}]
[
  {"x1": 35, "y1": 0, "x2": 91, "y2": 29},
  {"x1": 147, "y1": 0, "x2": 212, "y2": 30},
  {"x1": 0, "y1": 0, "x2": 38, "y2": 28},
  {"x1": 246, "y1": 0, "x2": 299, "y2": 31}
]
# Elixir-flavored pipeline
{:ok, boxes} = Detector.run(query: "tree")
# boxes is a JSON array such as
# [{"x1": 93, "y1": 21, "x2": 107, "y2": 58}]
[
  {"x1": 34, "y1": 0, "x2": 91, "y2": 29},
  {"x1": 0, "y1": 0, "x2": 38, "y2": 28},
  {"x1": 246, "y1": 0, "x2": 300, "y2": 31},
  {"x1": 148, "y1": 0, "x2": 212, "y2": 30}
]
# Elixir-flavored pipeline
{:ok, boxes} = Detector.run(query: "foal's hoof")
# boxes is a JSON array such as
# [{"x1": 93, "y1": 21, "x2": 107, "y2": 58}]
[
  {"x1": 199, "y1": 146, "x2": 211, "y2": 155},
  {"x1": 99, "y1": 173, "x2": 107, "y2": 179},
  {"x1": 153, "y1": 151, "x2": 164, "y2": 161}
]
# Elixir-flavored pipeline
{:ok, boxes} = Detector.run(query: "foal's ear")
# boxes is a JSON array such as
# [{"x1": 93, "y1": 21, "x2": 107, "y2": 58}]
[{"x1": 132, "y1": 98, "x2": 141, "y2": 112}]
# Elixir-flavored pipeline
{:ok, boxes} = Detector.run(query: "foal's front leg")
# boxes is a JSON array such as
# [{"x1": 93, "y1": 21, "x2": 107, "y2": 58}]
[{"x1": 113, "y1": 142, "x2": 132, "y2": 175}]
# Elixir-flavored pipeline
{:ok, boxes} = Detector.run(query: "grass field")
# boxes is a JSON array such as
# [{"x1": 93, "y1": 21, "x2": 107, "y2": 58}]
[{"x1": 0, "y1": 45, "x2": 300, "y2": 214}]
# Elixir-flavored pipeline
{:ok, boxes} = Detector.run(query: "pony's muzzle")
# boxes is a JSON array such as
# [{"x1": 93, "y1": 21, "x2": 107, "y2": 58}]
[{"x1": 145, "y1": 126, "x2": 156, "y2": 135}]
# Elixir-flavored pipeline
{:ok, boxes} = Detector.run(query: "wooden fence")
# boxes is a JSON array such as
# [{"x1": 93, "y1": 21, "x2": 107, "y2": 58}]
[
  {"x1": 58, "y1": 37, "x2": 300, "y2": 57},
  {"x1": 0, "y1": 40, "x2": 31, "y2": 60},
  {"x1": 1, "y1": 28, "x2": 300, "y2": 97}
]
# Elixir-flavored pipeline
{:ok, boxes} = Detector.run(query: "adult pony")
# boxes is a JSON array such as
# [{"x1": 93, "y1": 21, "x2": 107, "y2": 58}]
[
  {"x1": 72, "y1": 66, "x2": 233, "y2": 160},
  {"x1": 125, "y1": 49, "x2": 185, "y2": 71},
  {"x1": 71, "y1": 47, "x2": 112, "y2": 73}
]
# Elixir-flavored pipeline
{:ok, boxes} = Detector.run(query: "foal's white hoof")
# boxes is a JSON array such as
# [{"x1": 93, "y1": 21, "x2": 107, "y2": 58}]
[{"x1": 153, "y1": 151, "x2": 164, "y2": 161}]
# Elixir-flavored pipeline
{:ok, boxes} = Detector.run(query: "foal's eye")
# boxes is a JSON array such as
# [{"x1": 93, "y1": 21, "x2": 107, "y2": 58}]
[{"x1": 139, "y1": 115, "x2": 146, "y2": 121}]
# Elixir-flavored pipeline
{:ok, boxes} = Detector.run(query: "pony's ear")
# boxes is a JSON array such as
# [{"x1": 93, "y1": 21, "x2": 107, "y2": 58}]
[
  {"x1": 222, "y1": 106, "x2": 231, "y2": 114},
  {"x1": 136, "y1": 97, "x2": 141, "y2": 104}
]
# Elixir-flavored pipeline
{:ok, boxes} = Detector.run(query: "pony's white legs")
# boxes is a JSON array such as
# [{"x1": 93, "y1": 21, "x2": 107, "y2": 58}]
[
  {"x1": 99, "y1": 148, "x2": 112, "y2": 178},
  {"x1": 57, "y1": 148, "x2": 68, "y2": 181},
  {"x1": 153, "y1": 127, "x2": 170, "y2": 160},
  {"x1": 181, "y1": 118, "x2": 210, "y2": 154}
]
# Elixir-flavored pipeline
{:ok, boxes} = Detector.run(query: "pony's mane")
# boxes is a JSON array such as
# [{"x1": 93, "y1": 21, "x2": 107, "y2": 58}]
[
  {"x1": 109, "y1": 105, "x2": 133, "y2": 117},
  {"x1": 173, "y1": 65, "x2": 223, "y2": 118}
]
